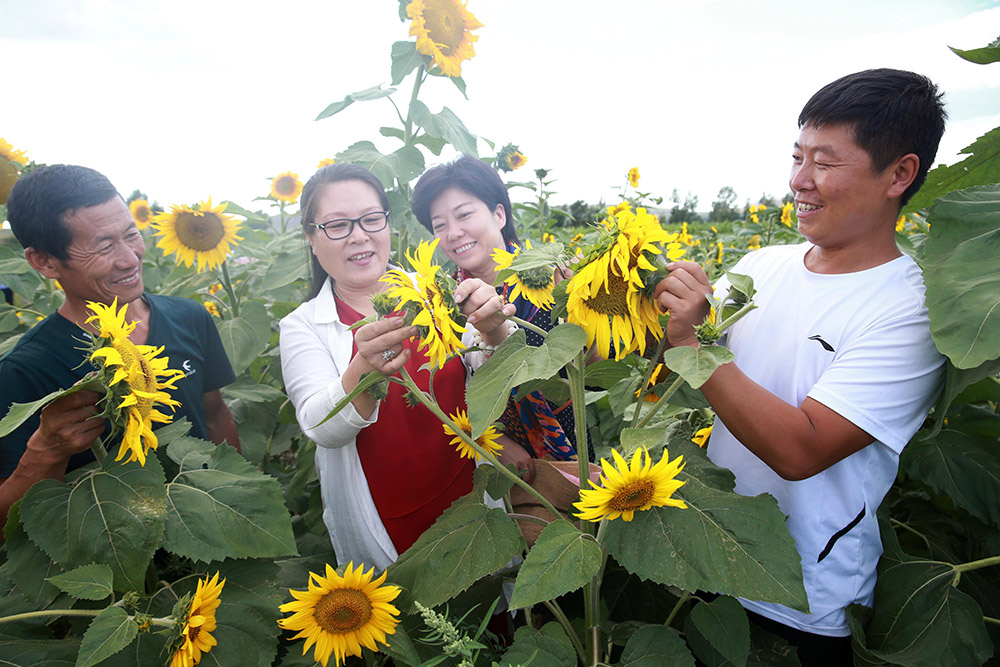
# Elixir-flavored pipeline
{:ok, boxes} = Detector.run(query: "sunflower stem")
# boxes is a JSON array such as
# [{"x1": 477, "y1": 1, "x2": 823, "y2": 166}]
[
  {"x1": 663, "y1": 591, "x2": 693, "y2": 628},
  {"x1": 630, "y1": 335, "x2": 672, "y2": 427},
  {"x1": 636, "y1": 376, "x2": 685, "y2": 429},
  {"x1": 715, "y1": 302, "x2": 756, "y2": 334},
  {"x1": 397, "y1": 367, "x2": 568, "y2": 523},
  {"x1": 955, "y1": 555, "x2": 1000, "y2": 575},
  {"x1": 542, "y1": 599, "x2": 587, "y2": 665},
  {"x1": 0, "y1": 608, "x2": 173, "y2": 627},
  {"x1": 402, "y1": 65, "x2": 426, "y2": 147},
  {"x1": 507, "y1": 315, "x2": 548, "y2": 339},
  {"x1": 89, "y1": 437, "x2": 107, "y2": 466},
  {"x1": 220, "y1": 261, "x2": 239, "y2": 318}
]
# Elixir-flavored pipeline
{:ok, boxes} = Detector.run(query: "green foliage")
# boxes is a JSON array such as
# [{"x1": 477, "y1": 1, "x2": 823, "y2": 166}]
[
  {"x1": 618, "y1": 625, "x2": 694, "y2": 666},
  {"x1": 509, "y1": 520, "x2": 602, "y2": 610},
  {"x1": 906, "y1": 128, "x2": 1000, "y2": 213},
  {"x1": 684, "y1": 596, "x2": 750, "y2": 667},
  {"x1": 45, "y1": 564, "x2": 114, "y2": 601},
  {"x1": 76, "y1": 606, "x2": 137, "y2": 667}
]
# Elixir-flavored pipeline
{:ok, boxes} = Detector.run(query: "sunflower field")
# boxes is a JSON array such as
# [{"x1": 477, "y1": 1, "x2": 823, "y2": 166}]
[{"x1": 1, "y1": 3, "x2": 1000, "y2": 666}]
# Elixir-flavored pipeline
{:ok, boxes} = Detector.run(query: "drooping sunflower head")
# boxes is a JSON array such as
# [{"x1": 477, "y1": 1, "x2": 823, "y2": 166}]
[
  {"x1": 271, "y1": 171, "x2": 303, "y2": 203},
  {"x1": 129, "y1": 199, "x2": 153, "y2": 230},
  {"x1": 566, "y1": 207, "x2": 683, "y2": 360},
  {"x1": 278, "y1": 561, "x2": 401, "y2": 667},
  {"x1": 627, "y1": 167, "x2": 640, "y2": 188},
  {"x1": 492, "y1": 241, "x2": 555, "y2": 310},
  {"x1": 496, "y1": 143, "x2": 527, "y2": 172},
  {"x1": 574, "y1": 446, "x2": 687, "y2": 522},
  {"x1": 0, "y1": 137, "x2": 28, "y2": 205},
  {"x1": 86, "y1": 299, "x2": 185, "y2": 466},
  {"x1": 692, "y1": 425, "x2": 713, "y2": 448},
  {"x1": 406, "y1": 0, "x2": 483, "y2": 78},
  {"x1": 381, "y1": 238, "x2": 466, "y2": 370},
  {"x1": 442, "y1": 410, "x2": 503, "y2": 461},
  {"x1": 169, "y1": 572, "x2": 225, "y2": 667},
  {"x1": 152, "y1": 198, "x2": 243, "y2": 273}
]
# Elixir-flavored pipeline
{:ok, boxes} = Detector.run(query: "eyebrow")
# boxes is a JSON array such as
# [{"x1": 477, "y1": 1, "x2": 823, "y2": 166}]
[{"x1": 793, "y1": 141, "x2": 841, "y2": 158}]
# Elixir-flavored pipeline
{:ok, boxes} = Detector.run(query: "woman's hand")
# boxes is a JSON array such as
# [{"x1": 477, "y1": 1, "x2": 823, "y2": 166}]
[
  {"x1": 353, "y1": 316, "x2": 418, "y2": 377},
  {"x1": 455, "y1": 278, "x2": 515, "y2": 347},
  {"x1": 496, "y1": 435, "x2": 535, "y2": 483}
]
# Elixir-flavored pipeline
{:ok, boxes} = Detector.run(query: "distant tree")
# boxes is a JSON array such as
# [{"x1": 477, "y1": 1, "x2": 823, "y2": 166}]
[
  {"x1": 757, "y1": 193, "x2": 778, "y2": 208},
  {"x1": 708, "y1": 186, "x2": 741, "y2": 222},
  {"x1": 668, "y1": 189, "x2": 700, "y2": 224},
  {"x1": 568, "y1": 199, "x2": 603, "y2": 226}
]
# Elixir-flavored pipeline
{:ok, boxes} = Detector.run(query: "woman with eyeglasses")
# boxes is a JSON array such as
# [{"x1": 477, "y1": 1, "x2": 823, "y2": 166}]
[
  {"x1": 279, "y1": 163, "x2": 511, "y2": 571},
  {"x1": 411, "y1": 156, "x2": 590, "y2": 482}
]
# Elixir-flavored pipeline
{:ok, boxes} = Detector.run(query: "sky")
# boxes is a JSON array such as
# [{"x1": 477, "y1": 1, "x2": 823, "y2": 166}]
[{"x1": 2, "y1": 0, "x2": 999, "y2": 218}]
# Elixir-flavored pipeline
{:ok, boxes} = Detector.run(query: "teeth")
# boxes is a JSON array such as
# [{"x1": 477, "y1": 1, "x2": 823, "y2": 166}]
[
  {"x1": 454, "y1": 242, "x2": 475, "y2": 253},
  {"x1": 798, "y1": 203, "x2": 821, "y2": 212},
  {"x1": 350, "y1": 252, "x2": 373, "y2": 261}
]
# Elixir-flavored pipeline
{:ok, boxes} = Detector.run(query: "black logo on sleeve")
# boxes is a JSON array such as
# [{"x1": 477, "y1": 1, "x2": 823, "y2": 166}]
[{"x1": 808, "y1": 335, "x2": 835, "y2": 352}]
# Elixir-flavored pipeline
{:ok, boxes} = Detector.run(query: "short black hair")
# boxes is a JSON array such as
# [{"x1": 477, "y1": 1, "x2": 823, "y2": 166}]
[
  {"x1": 798, "y1": 68, "x2": 947, "y2": 207},
  {"x1": 411, "y1": 155, "x2": 520, "y2": 246},
  {"x1": 298, "y1": 163, "x2": 391, "y2": 300},
  {"x1": 7, "y1": 164, "x2": 120, "y2": 260}
]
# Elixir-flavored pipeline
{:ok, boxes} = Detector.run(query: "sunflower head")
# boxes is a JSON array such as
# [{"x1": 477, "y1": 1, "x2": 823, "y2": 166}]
[
  {"x1": 492, "y1": 241, "x2": 555, "y2": 310},
  {"x1": 566, "y1": 207, "x2": 684, "y2": 360},
  {"x1": 692, "y1": 425, "x2": 713, "y2": 448},
  {"x1": 317, "y1": 158, "x2": 337, "y2": 169},
  {"x1": 407, "y1": 0, "x2": 483, "y2": 77},
  {"x1": 381, "y1": 238, "x2": 466, "y2": 370},
  {"x1": 271, "y1": 171, "x2": 303, "y2": 204},
  {"x1": 0, "y1": 137, "x2": 28, "y2": 205},
  {"x1": 279, "y1": 561, "x2": 401, "y2": 667},
  {"x1": 627, "y1": 167, "x2": 640, "y2": 188},
  {"x1": 169, "y1": 572, "x2": 225, "y2": 667},
  {"x1": 442, "y1": 410, "x2": 503, "y2": 461},
  {"x1": 781, "y1": 201, "x2": 795, "y2": 227},
  {"x1": 574, "y1": 446, "x2": 687, "y2": 522},
  {"x1": 152, "y1": 198, "x2": 243, "y2": 273},
  {"x1": 496, "y1": 143, "x2": 527, "y2": 172},
  {"x1": 129, "y1": 199, "x2": 153, "y2": 230},
  {"x1": 86, "y1": 299, "x2": 185, "y2": 466}
]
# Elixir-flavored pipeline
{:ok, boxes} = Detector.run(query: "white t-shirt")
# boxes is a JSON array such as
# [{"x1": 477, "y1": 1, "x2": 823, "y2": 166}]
[{"x1": 708, "y1": 242, "x2": 945, "y2": 636}]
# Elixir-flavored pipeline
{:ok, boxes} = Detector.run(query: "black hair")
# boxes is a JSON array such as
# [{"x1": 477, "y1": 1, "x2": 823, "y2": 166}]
[
  {"x1": 7, "y1": 164, "x2": 120, "y2": 260},
  {"x1": 299, "y1": 163, "x2": 391, "y2": 300},
  {"x1": 411, "y1": 155, "x2": 520, "y2": 246},
  {"x1": 798, "y1": 68, "x2": 947, "y2": 207}
]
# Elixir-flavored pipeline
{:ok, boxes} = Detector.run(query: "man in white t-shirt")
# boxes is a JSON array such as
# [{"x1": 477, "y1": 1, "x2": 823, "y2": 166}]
[{"x1": 655, "y1": 69, "x2": 947, "y2": 665}]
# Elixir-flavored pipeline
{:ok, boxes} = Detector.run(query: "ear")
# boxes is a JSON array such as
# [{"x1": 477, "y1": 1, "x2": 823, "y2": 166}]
[
  {"x1": 24, "y1": 247, "x2": 64, "y2": 280},
  {"x1": 305, "y1": 232, "x2": 318, "y2": 255},
  {"x1": 886, "y1": 153, "x2": 919, "y2": 200},
  {"x1": 492, "y1": 203, "x2": 506, "y2": 229}
]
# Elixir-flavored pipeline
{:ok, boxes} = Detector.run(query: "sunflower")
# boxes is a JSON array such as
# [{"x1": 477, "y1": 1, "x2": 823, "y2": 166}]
[
  {"x1": 170, "y1": 572, "x2": 225, "y2": 667},
  {"x1": 442, "y1": 410, "x2": 503, "y2": 461},
  {"x1": 492, "y1": 241, "x2": 554, "y2": 310},
  {"x1": 86, "y1": 299, "x2": 185, "y2": 466},
  {"x1": 317, "y1": 158, "x2": 337, "y2": 169},
  {"x1": 574, "y1": 447, "x2": 686, "y2": 522},
  {"x1": 0, "y1": 138, "x2": 28, "y2": 205},
  {"x1": 627, "y1": 167, "x2": 640, "y2": 188},
  {"x1": 781, "y1": 201, "x2": 794, "y2": 227},
  {"x1": 129, "y1": 199, "x2": 153, "y2": 230},
  {"x1": 278, "y1": 561, "x2": 401, "y2": 667},
  {"x1": 407, "y1": 0, "x2": 483, "y2": 78},
  {"x1": 381, "y1": 238, "x2": 466, "y2": 369},
  {"x1": 566, "y1": 207, "x2": 684, "y2": 361},
  {"x1": 496, "y1": 143, "x2": 527, "y2": 172},
  {"x1": 692, "y1": 425, "x2": 713, "y2": 448},
  {"x1": 636, "y1": 363, "x2": 669, "y2": 402},
  {"x1": 153, "y1": 198, "x2": 242, "y2": 273},
  {"x1": 203, "y1": 301, "x2": 220, "y2": 318},
  {"x1": 271, "y1": 171, "x2": 303, "y2": 203}
]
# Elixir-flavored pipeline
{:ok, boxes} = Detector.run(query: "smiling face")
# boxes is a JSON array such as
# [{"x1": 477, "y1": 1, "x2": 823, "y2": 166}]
[
  {"x1": 428, "y1": 186, "x2": 506, "y2": 281},
  {"x1": 790, "y1": 123, "x2": 903, "y2": 256},
  {"x1": 306, "y1": 179, "x2": 390, "y2": 297},
  {"x1": 37, "y1": 197, "x2": 146, "y2": 310}
]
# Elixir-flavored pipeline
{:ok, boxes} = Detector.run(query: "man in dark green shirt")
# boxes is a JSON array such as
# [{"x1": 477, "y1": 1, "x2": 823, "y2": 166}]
[{"x1": 0, "y1": 165, "x2": 240, "y2": 529}]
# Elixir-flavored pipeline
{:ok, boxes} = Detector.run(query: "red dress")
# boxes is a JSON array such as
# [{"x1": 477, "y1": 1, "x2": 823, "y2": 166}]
[{"x1": 335, "y1": 297, "x2": 474, "y2": 554}]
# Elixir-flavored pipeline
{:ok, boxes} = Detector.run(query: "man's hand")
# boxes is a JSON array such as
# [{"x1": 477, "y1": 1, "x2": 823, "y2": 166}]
[
  {"x1": 30, "y1": 390, "x2": 104, "y2": 463},
  {"x1": 654, "y1": 261, "x2": 714, "y2": 348}
]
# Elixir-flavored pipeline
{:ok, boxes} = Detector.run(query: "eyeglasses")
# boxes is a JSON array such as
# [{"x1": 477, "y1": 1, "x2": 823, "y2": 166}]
[{"x1": 309, "y1": 211, "x2": 390, "y2": 240}]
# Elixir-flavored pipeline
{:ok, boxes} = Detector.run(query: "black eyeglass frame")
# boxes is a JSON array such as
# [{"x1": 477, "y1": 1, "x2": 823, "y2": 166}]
[{"x1": 309, "y1": 210, "x2": 391, "y2": 240}]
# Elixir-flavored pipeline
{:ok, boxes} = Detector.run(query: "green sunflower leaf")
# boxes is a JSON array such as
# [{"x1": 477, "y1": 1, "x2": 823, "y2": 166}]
[
  {"x1": 388, "y1": 502, "x2": 523, "y2": 611},
  {"x1": 509, "y1": 520, "x2": 602, "y2": 610},
  {"x1": 45, "y1": 563, "x2": 114, "y2": 601},
  {"x1": 215, "y1": 299, "x2": 271, "y2": 376},
  {"x1": 905, "y1": 128, "x2": 1000, "y2": 214},
  {"x1": 619, "y1": 625, "x2": 694, "y2": 667},
  {"x1": 497, "y1": 623, "x2": 578, "y2": 667},
  {"x1": 390, "y1": 40, "x2": 423, "y2": 85},
  {"x1": 0, "y1": 638, "x2": 81, "y2": 665},
  {"x1": 948, "y1": 43, "x2": 1000, "y2": 65},
  {"x1": 0, "y1": 372, "x2": 104, "y2": 438},
  {"x1": 603, "y1": 475, "x2": 808, "y2": 613},
  {"x1": 3, "y1": 500, "x2": 63, "y2": 609},
  {"x1": 660, "y1": 344, "x2": 734, "y2": 389},
  {"x1": 921, "y1": 184, "x2": 1000, "y2": 368},
  {"x1": 163, "y1": 437, "x2": 297, "y2": 562},
  {"x1": 19, "y1": 457, "x2": 167, "y2": 593},
  {"x1": 684, "y1": 595, "x2": 750, "y2": 667},
  {"x1": 408, "y1": 100, "x2": 478, "y2": 157},
  {"x1": 76, "y1": 606, "x2": 137, "y2": 667},
  {"x1": 315, "y1": 84, "x2": 397, "y2": 121},
  {"x1": 466, "y1": 324, "x2": 587, "y2": 439},
  {"x1": 336, "y1": 141, "x2": 425, "y2": 187}
]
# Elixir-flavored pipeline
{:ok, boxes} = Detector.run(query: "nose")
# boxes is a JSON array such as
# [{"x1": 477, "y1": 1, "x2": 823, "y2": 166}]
[
  {"x1": 113, "y1": 238, "x2": 141, "y2": 267},
  {"x1": 789, "y1": 160, "x2": 813, "y2": 194},
  {"x1": 345, "y1": 219, "x2": 368, "y2": 242}
]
